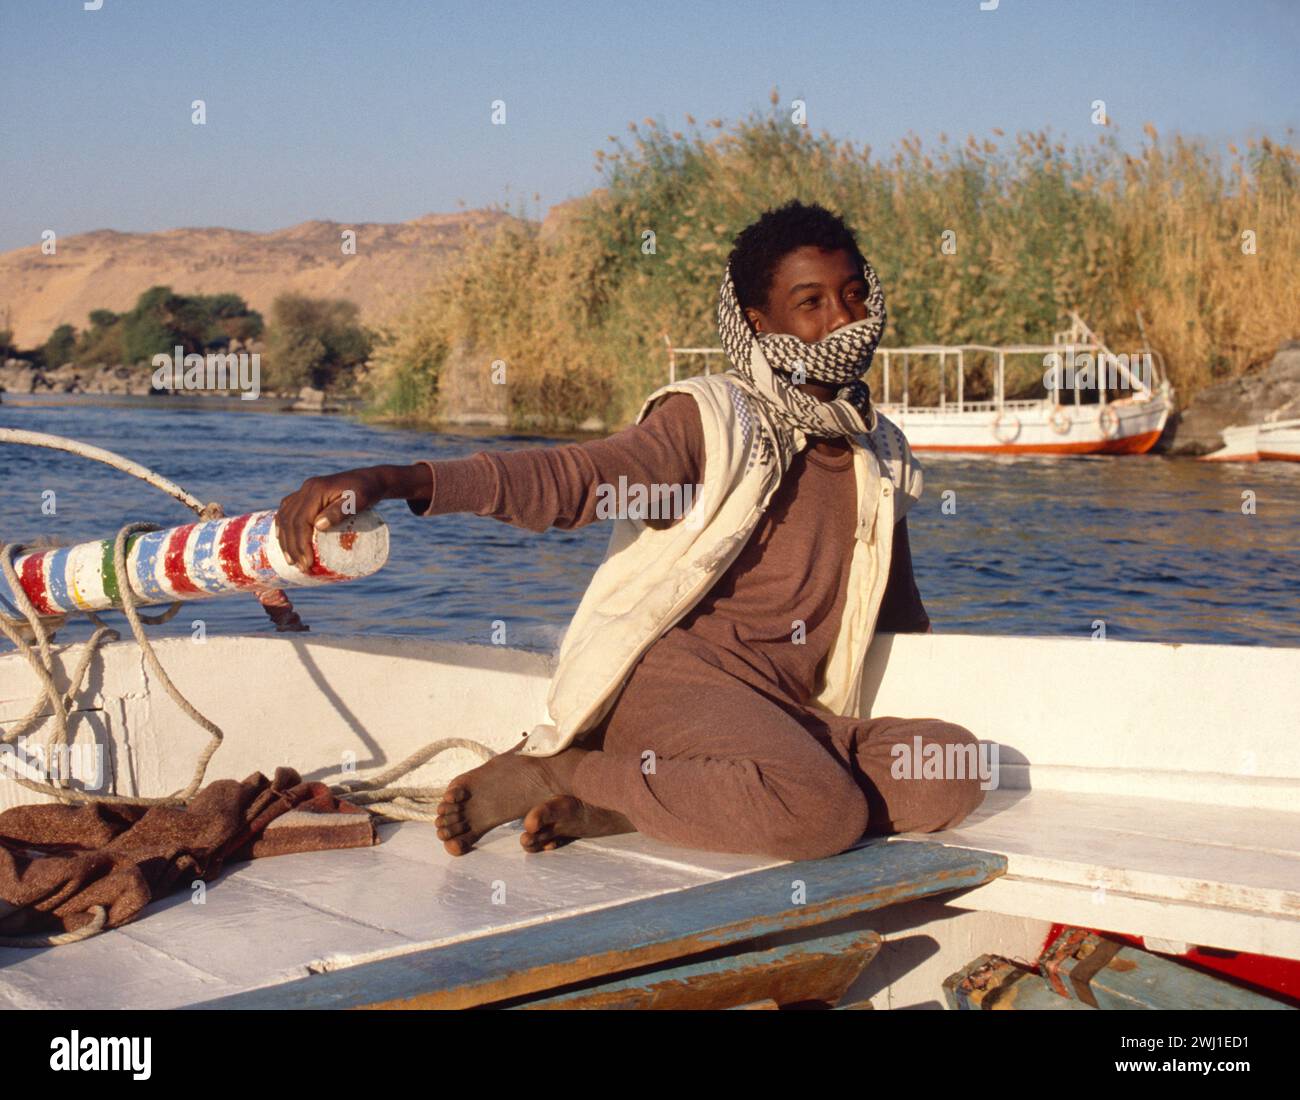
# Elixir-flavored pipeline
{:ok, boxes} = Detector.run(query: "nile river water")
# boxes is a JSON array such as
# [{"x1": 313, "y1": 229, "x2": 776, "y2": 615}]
[{"x1": 2, "y1": 395, "x2": 1298, "y2": 650}]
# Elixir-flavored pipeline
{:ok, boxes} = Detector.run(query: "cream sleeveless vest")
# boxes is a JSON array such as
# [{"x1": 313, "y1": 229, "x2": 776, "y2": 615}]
[{"x1": 518, "y1": 371, "x2": 922, "y2": 758}]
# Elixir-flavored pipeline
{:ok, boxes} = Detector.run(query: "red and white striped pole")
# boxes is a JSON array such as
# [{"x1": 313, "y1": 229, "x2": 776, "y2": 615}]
[{"x1": 8, "y1": 508, "x2": 388, "y2": 616}]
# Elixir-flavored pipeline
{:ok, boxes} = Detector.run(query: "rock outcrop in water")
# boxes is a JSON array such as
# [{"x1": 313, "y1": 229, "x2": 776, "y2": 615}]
[
  {"x1": 0, "y1": 358, "x2": 364, "y2": 410},
  {"x1": 1, "y1": 358, "x2": 156, "y2": 396},
  {"x1": 1166, "y1": 342, "x2": 1300, "y2": 455},
  {"x1": 1, "y1": 358, "x2": 140, "y2": 395}
]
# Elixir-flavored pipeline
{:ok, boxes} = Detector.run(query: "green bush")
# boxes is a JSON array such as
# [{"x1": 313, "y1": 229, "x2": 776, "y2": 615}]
[
  {"x1": 75, "y1": 310, "x2": 125, "y2": 364},
  {"x1": 114, "y1": 286, "x2": 262, "y2": 365},
  {"x1": 42, "y1": 324, "x2": 78, "y2": 367},
  {"x1": 264, "y1": 293, "x2": 371, "y2": 391}
]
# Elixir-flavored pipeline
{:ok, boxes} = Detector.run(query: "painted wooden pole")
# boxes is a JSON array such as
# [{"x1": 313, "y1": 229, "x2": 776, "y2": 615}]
[{"x1": 9, "y1": 508, "x2": 388, "y2": 616}]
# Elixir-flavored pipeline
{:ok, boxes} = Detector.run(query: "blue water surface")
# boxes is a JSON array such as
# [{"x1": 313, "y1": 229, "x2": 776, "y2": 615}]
[{"x1": 2, "y1": 395, "x2": 1297, "y2": 650}]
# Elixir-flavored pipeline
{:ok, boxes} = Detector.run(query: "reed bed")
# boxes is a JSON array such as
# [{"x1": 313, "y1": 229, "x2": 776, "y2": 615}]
[{"x1": 368, "y1": 95, "x2": 1300, "y2": 428}]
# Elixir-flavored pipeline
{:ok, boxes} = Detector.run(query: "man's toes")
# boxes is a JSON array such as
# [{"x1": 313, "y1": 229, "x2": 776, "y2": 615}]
[
  {"x1": 521, "y1": 808, "x2": 566, "y2": 851},
  {"x1": 436, "y1": 790, "x2": 468, "y2": 813},
  {"x1": 436, "y1": 819, "x2": 471, "y2": 839},
  {"x1": 442, "y1": 834, "x2": 474, "y2": 856},
  {"x1": 521, "y1": 834, "x2": 560, "y2": 853},
  {"x1": 520, "y1": 825, "x2": 555, "y2": 851}
]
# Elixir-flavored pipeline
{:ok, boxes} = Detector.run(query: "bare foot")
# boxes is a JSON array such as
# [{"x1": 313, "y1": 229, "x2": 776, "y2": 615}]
[
  {"x1": 520, "y1": 794, "x2": 636, "y2": 853},
  {"x1": 435, "y1": 746, "x2": 563, "y2": 855}
]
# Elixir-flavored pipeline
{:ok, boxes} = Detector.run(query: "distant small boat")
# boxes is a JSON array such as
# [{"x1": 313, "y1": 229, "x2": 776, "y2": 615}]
[
  {"x1": 1202, "y1": 417, "x2": 1300, "y2": 463},
  {"x1": 665, "y1": 312, "x2": 1175, "y2": 456}
]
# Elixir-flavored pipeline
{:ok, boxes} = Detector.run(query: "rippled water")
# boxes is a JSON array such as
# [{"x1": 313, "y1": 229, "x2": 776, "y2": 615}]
[{"x1": 2, "y1": 395, "x2": 1298, "y2": 650}]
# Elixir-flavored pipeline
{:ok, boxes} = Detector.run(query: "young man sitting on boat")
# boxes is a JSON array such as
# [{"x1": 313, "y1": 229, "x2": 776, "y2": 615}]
[{"x1": 277, "y1": 200, "x2": 986, "y2": 861}]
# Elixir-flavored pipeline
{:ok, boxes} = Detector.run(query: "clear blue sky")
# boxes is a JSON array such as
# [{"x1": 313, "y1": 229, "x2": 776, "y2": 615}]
[{"x1": 1, "y1": 0, "x2": 1296, "y2": 252}]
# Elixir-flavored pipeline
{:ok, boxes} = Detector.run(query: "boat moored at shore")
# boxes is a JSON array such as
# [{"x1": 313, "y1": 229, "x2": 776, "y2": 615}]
[
  {"x1": 1203, "y1": 417, "x2": 1300, "y2": 463},
  {"x1": 666, "y1": 312, "x2": 1175, "y2": 457}
]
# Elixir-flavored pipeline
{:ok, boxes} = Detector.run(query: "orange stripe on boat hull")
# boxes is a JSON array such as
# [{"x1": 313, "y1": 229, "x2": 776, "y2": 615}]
[
  {"x1": 911, "y1": 429, "x2": 1164, "y2": 456},
  {"x1": 1259, "y1": 450, "x2": 1300, "y2": 462}
]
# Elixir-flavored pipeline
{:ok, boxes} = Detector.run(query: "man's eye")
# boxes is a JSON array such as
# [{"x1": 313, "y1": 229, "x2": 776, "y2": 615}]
[{"x1": 801, "y1": 296, "x2": 819, "y2": 308}]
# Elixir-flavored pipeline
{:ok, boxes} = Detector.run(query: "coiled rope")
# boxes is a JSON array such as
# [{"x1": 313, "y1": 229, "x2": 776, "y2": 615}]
[{"x1": 0, "y1": 429, "x2": 494, "y2": 946}]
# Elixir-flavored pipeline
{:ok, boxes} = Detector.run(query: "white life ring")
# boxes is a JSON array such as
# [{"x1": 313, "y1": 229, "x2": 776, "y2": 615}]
[
  {"x1": 1049, "y1": 408, "x2": 1072, "y2": 435},
  {"x1": 1098, "y1": 405, "x2": 1120, "y2": 439},
  {"x1": 992, "y1": 411, "x2": 1021, "y2": 444}
]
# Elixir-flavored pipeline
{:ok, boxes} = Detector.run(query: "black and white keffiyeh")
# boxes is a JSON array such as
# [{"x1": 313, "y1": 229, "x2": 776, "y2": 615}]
[{"x1": 716, "y1": 260, "x2": 885, "y2": 455}]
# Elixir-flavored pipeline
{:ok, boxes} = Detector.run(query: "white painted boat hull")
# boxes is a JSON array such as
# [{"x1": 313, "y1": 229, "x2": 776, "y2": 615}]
[
  {"x1": 2, "y1": 631, "x2": 1297, "y2": 1007},
  {"x1": 878, "y1": 393, "x2": 1171, "y2": 455}
]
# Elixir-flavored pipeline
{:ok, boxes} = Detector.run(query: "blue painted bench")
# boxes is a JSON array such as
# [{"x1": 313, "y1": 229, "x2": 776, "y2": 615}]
[{"x1": 198, "y1": 837, "x2": 1006, "y2": 1010}]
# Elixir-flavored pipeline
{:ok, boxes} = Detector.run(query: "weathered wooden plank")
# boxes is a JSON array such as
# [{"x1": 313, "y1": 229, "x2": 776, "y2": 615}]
[
  {"x1": 943, "y1": 955, "x2": 1094, "y2": 1010},
  {"x1": 510, "y1": 928, "x2": 881, "y2": 1009},
  {"x1": 195, "y1": 839, "x2": 1005, "y2": 1010},
  {"x1": 1042, "y1": 930, "x2": 1298, "y2": 1011}
]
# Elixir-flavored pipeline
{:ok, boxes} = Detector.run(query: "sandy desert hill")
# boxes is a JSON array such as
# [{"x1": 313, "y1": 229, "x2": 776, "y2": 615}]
[{"x1": 0, "y1": 209, "x2": 516, "y2": 348}]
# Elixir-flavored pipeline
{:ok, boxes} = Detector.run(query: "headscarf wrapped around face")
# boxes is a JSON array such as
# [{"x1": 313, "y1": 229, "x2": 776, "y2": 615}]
[{"x1": 716, "y1": 257, "x2": 885, "y2": 448}]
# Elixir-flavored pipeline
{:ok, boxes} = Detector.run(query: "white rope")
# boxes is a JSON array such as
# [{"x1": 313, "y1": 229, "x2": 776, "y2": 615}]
[
  {"x1": 0, "y1": 431, "x2": 496, "y2": 946},
  {"x1": 0, "y1": 904, "x2": 107, "y2": 948},
  {"x1": 0, "y1": 428, "x2": 208, "y2": 514}
]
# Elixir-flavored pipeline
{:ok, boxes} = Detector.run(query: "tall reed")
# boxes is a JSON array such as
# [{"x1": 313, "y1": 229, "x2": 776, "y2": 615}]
[{"x1": 369, "y1": 95, "x2": 1300, "y2": 427}]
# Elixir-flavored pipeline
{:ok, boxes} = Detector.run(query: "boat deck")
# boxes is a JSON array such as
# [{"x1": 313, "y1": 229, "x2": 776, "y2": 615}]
[
  {"x1": 914, "y1": 789, "x2": 1300, "y2": 959},
  {"x1": 0, "y1": 821, "x2": 1003, "y2": 1009}
]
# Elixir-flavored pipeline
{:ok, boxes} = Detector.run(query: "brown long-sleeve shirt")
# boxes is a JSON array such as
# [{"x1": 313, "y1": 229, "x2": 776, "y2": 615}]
[{"x1": 406, "y1": 393, "x2": 929, "y2": 710}]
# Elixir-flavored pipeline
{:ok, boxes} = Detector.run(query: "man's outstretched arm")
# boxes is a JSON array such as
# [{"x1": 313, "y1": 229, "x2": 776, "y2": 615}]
[{"x1": 275, "y1": 394, "x2": 704, "y2": 571}]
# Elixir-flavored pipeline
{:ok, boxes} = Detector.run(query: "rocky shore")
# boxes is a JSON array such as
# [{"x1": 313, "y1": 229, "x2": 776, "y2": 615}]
[
  {"x1": 1, "y1": 358, "x2": 156, "y2": 396},
  {"x1": 0, "y1": 359, "x2": 358, "y2": 412},
  {"x1": 1164, "y1": 342, "x2": 1300, "y2": 455}
]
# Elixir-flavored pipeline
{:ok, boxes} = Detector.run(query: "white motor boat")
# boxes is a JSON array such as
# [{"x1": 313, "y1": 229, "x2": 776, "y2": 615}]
[{"x1": 666, "y1": 312, "x2": 1176, "y2": 457}]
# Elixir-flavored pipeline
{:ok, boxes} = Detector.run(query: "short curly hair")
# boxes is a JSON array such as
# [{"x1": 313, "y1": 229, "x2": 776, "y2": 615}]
[{"x1": 728, "y1": 200, "x2": 867, "y2": 312}]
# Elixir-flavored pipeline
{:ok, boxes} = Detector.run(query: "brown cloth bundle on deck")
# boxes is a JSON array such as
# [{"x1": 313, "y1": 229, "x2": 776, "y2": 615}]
[{"x1": 0, "y1": 767, "x2": 376, "y2": 939}]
